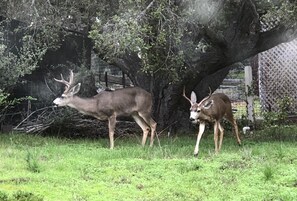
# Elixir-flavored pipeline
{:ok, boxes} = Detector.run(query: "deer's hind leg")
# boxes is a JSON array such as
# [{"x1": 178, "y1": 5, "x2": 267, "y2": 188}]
[
  {"x1": 138, "y1": 112, "x2": 157, "y2": 147},
  {"x1": 217, "y1": 122, "x2": 224, "y2": 152},
  {"x1": 214, "y1": 121, "x2": 219, "y2": 154},
  {"x1": 225, "y1": 111, "x2": 241, "y2": 145},
  {"x1": 132, "y1": 113, "x2": 150, "y2": 146},
  {"x1": 108, "y1": 115, "x2": 116, "y2": 149}
]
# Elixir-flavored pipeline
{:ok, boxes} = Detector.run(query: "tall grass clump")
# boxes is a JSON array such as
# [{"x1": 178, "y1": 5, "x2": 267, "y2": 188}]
[
  {"x1": 25, "y1": 150, "x2": 41, "y2": 173},
  {"x1": 263, "y1": 165, "x2": 274, "y2": 181}
]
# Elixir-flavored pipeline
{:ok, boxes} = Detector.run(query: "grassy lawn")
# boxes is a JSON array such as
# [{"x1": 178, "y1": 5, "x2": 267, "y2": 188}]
[{"x1": 0, "y1": 128, "x2": 296, "y2": 201}]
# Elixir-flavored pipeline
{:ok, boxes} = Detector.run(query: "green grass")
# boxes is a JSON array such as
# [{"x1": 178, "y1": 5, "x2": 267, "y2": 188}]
[{"x1": 0, "y1": 129, "x2": 297, "y2": 201}]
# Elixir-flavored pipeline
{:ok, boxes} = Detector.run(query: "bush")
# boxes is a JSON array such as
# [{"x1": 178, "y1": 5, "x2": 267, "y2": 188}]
[
  {"x1": 262, "y1": 96, "x2": 295, "y2": 127},
  {"x1": 0, "y1": 191, "x2": 9, "y2": 201},
  {"x1": 12, "y1": 190, "x2": 43, "y2": 201},
  {"x1": 0, "y1": 190, "x2": 43, "y2": 201}
]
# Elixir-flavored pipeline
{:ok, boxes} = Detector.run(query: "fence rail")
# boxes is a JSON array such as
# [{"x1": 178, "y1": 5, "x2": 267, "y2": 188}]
[{"x1": 97, "y1": 72, "x2": 133, "y2": 88}]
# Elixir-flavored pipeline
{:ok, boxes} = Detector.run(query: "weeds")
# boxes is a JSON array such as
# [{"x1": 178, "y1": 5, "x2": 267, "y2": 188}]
[
  {"x1": 72, "y1": 194, "x2": 88, "y2": 201},
  {"x1": 263, "y1": 165, "x2": 274, "y2": 181},
  {"x1": 276, "y1": 145, "x2": 285, "y2": 160},
  {"x1": 240, "y1": 147, "x2": 253, "y2": 160},
  {"x1": 25, "y1": 150, "x2": 41, "y2": 173},
  {"x1": 0, "y1": 190, "x2": 43, "y2": 201},
  {"x1": 12, "y1": 190, "x2": 43, "y2": 201},
  {"x1": 0, "y1": 191, "x2": 8, "y2": 201}
]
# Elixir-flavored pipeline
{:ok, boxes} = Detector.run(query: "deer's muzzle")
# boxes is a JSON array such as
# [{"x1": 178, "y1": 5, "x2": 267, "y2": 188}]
[
  {"x1": 53, "y1": 97, "x2": 64, "y2": 106},
  {"x1": 190, "y1": 111, "x2": 199, "y2": 124}
]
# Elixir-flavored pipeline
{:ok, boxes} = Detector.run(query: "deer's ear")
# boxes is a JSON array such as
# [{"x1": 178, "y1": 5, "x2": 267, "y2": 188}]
[
  {"x1": 190, "y1": 91, "x2": 197, "y2": 103},
  {"x1": 203, "y1": 100, "x2": 214, "y2": 109},
  {"x1": 69, "y1": 83, "x2": 81, "y2": 95}
]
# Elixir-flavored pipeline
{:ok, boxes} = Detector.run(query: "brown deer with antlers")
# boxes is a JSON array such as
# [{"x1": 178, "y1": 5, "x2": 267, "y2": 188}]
[
  {"x1": 183, "y1": 87, "x2": 241, "y2": 156},
  {"x1": 53, "y1": 70, "x2": 157, "y2": 149}
]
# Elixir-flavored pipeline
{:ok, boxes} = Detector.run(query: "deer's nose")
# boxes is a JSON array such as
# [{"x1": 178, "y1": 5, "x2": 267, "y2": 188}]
[
  {"x1": 189, "y1": 117, "x2": 195, "y2": 122},
  {"x1": 53, "y1": 97, "x2": 63, "y2": 106}
]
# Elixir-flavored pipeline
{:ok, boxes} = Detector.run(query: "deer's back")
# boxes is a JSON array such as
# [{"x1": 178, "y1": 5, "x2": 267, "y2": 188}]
[
  {"x1": 94, "y1": 87, "x2": 152, "y2": 116},
  {"x1": 211, "y1": 93, "x2": 233, "y2": 119},
  {"x1": 210, "y1": 93, "x2": 231, "y2": 104},
  {"x1": 199, "y1": 93, "x2": 232, "y2": 120}
]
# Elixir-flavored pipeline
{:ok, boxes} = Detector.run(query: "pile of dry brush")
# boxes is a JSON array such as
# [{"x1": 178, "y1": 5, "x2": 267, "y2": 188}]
[{"x1": 13, "y1": 106, "x2": 141, "y2": 139}]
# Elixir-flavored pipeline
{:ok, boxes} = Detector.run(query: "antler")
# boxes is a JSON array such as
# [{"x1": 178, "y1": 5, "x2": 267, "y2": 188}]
[
  {"x1": 197, "y1": 86, "x2": 213, "y2": 106},
  {"x1": 209, "y1": 86, "x2": 212, "y2": 95},
  {"x1": 54, "y1": 70, "x2": 74, "y2": 88},
  {"x1": 206, "y1": 86, "x2": 212, "y2": 99},
  {"x1": 183, "y1": 86, "x2": 193, "y2": 106}
]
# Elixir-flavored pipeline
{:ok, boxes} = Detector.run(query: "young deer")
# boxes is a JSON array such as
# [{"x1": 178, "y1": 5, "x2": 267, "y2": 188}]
[
  {"x1": 53, "y1": 70, "x2": 157, "y2": 149},
  {"x1": 183, "y1": 87, "x2": 241, "y2": 156}
]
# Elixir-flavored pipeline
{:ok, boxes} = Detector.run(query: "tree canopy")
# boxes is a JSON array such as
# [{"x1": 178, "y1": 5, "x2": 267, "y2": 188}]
[{"x1": 1, "y1": 0, "x2": 297, "y2": 128}]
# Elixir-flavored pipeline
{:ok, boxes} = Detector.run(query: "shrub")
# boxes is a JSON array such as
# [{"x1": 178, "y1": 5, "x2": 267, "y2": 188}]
[
  {"x1": 12, "y1": 190, "x2": 43, "y2": 201},
  {"x1": 0, "y1": 191, "x2": 9, "y2": 201}
]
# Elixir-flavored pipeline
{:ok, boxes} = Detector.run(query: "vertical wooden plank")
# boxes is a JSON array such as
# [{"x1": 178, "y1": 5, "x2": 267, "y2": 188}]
[
  {"x1": 122, "y1": 72, "x2": 126, "y2": 88},
  {"x1": 105, "y1": 71, "x2": 108, "y2": 88},
  {"x1": 245, "y1": 65, "x2": 254, "y2": 123}
]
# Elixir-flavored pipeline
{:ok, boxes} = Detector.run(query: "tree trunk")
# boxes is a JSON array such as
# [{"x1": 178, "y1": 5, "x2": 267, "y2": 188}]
[{"x1": 114, "y1": 52, "x2": 231, "y2": 131}]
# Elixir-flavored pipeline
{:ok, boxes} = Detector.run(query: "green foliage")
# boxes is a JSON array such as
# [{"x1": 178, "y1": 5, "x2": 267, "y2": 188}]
[
  {"x1": 277, "y1": 95, "x2": 293, "y2": 114},
  {"x1": 262, "y1": 96, "x2": 294, "y2": 127},
  {"x1": 0, "y1": 90, "x2": 36, "y2": 107},
  {"x1": 1, "y1": 0, "x2": 297, "y2": 88},
  {"x1": 0, "y1": 32, "x2": 47, "y2": 90},
  {"x1": 89, "y1": 0, "x2": 297, "y2": 84},
  {"x1": 258, "y1": 0, "x2": 297, "y2": 27},
  {"x1": 90, "y1": 0, "x2": 186, "y2": 82},
  {"x1": 0, "y1": 90, "x2": 10, "y2": 106},
  {"x1": 0, "y1": 89, "x2": 36, "y2": 124}
]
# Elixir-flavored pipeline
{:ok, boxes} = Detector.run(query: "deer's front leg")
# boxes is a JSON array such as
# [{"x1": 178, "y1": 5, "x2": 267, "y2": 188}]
[
  {"x1": 194, "y1": 122, "x2": 206, "y2": 157},
  {"x1": 214, "y1": 121, "x2": 219, "y2": 154},
  {"x1": 108, "y1": 115, "x2": 116, "y2": 149}
]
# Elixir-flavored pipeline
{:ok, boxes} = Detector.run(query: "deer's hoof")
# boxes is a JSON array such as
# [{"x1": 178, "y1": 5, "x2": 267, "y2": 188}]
[{"x1": 194, "y1": 153, "x2": 199, "y2": 157}]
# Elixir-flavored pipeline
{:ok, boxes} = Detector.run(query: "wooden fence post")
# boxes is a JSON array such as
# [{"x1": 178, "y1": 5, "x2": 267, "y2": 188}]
[
  {"x1": 105, "y1": 71, "x2": 108, "y2": 88},
  {"x1": 122, "y1": 72, "x2": 126, "y2": 88},
  {"x1": 245, "y1": 65, "x2": 255, "y2": 123}
]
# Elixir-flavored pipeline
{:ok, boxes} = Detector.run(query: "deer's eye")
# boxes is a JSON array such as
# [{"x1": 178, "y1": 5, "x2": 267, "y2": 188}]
[{"x1": 197, "y1": 108, "x2": 201, "y2": 112}]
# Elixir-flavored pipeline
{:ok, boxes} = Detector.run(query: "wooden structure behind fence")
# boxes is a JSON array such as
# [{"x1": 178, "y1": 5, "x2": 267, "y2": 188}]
[
  {"x1": 98, "y1": 72, "x2": 132, "y2": 88},
  {"x1": 91, "y1": 55, "x2": 133, "y2": 89}
]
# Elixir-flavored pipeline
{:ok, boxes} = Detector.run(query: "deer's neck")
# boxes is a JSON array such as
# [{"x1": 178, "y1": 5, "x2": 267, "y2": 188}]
[{"x1": 68, "y1": 96, "x2": 97, "y2": 115}]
